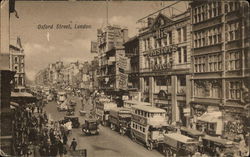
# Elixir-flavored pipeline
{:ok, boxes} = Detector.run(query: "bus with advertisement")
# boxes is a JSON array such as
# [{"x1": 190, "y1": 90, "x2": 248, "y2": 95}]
[
  {"x1": 95, "y1": 100, "x2": 117, "y2": 126},
  {"x1": 130, "y1": 105, "x2": 168, "y2": 150},
  {"x1": 108, "y1": 107, "x2": 131, "y2": 135}
]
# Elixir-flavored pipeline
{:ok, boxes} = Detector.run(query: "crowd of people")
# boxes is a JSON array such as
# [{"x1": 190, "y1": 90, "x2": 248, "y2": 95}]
[{"x1": 12, "y1": 98, "x2": 78, "y2": 157}]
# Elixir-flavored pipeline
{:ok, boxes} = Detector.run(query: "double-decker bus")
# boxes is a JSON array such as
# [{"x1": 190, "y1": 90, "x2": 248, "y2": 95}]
[
  {"x1": 95, "y1": 100, "x2": 117, "y2": 126},
  {"x1": 130, "y1": 105, "x2": 168, "y2": 150},
  {"x1": 109, "y1": 107, "x2": 131, "y2": 135}
]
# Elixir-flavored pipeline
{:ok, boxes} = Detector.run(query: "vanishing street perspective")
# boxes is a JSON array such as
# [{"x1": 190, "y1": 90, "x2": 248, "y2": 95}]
[{"x1": 1, "y1": 0, "x2": 250, "y2": 157}]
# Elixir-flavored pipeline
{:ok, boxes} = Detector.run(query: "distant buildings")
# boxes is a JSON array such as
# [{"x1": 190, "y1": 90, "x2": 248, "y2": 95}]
[
  {"x1": 10, "y1": 37, "x2": 25, "y2": 92},
  {"x1": 96, "y1": 25, "x2": 129, "y2": 104}
]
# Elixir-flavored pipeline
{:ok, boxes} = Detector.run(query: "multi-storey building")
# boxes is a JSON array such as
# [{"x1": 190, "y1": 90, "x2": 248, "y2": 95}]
[
  {"x1": 96, "y1": 25, "x2": 128, "y2": 103},
  {"x1": 138, "y1": 10, "x2": 191, "y2": 126},
  {"x1": 190, "y1": 1, "x2": 250, "y2": 139},
  {"x1": 124, "y1": 36, "x2": 140, "y2": 90},
  {"x1": 10, "y1": 37, "x2": 25, "y2": 92},
  {"x1": 123, "y1": 36, "x2": 142, "y2": 101}
]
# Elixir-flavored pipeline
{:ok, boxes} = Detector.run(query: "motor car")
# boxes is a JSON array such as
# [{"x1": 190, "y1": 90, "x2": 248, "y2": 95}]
[
  {"x1": 64, "y1": 116, "x2": 80, "y2": 128},
  {"x1": 57, "y1": 104, "x2": 68, "y2": 111},
  {"x1": 82, "y1": 119, "x2": 99, "y2": 135}
]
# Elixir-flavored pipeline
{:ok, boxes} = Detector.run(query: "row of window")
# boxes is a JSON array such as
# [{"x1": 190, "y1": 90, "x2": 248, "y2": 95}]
[
  {"x1": 225, "y1": 2, "x2": 241, "y2": 13},
  {"x1": 194, "y1": 80, "x2": 242, "y2": 100},
  {"x1": 193, "y1": 2, "x2": 241, "y2": 24},
  {"x1": 194, "y1": 54, "x2": 222, "y2": 73},
  {"x1": 227, "y1": 51, "x2": 241, "y2": 70},
  {"x1": 144, "y1": 54, "x2": 172, "y2": 69},
  {"x1": 193, "y1": 51, "x2": 241, "y2": 73},
  {"x1": 134, "y1": 109, "x2": 165, "y2": 118},
  {"x1": 142, "y1": 33, "x2": 173, "y2": 51},
  {"x1": 132, "y1": 122, "x2": 146, "y2": 133},
  {"x1": 193, "y1": 2, "x2": 222, "y2": 24},
  {"x1": 194, "y1": 84, "x2": 221, "y2": 99},
  {"x1": 225, "y1": 22, "x2": 240, "y2": 42},
  {"x1": 14, "y1": 57, "x2": 24, "y2": 64},
  {"x1": 142, "y1": 27, "x2": 187, "y2": 52},
  {"x1": 194, "y1": 27, "x2": 222, "y2": 48},
  {"x1": 229, "y1": 81, "x2": 241, "y2": 100}
]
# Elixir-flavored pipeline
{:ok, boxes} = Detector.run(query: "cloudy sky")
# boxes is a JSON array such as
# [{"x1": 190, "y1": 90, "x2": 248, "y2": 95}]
[{"x1": 10, "y1": 1, "x2": 187, "y2": 80}]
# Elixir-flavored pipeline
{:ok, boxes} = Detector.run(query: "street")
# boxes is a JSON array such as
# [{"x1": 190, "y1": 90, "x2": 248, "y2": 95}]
[{"x1": 44, "y1": 96, "x2": 164, "y2": 157}]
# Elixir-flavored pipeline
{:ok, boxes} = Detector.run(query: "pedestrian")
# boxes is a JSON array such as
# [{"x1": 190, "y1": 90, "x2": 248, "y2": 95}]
[
  {"x1": 70, "y1": 138, "x2": 77, "y2": 151},
  {"x1": 58, "y1": 140, "x2": 64, "y2": 157},
  {"x1": 63, "y1": 133, "x2": 68, "y2": 145}
]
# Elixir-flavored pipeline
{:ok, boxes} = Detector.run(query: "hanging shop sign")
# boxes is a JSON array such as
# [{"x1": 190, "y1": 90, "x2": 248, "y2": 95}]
[
  {"x1": 145, "y1": 45, "x2": 177, "y2": 57},
  {"x1": 118, "y1": 73, "x2": 128, "y2": 89}
]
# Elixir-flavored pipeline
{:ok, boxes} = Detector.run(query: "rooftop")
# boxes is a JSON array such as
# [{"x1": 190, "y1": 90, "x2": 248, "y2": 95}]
[{"x1": 132, "y1": 105, "x2": 166, "y2": 113}]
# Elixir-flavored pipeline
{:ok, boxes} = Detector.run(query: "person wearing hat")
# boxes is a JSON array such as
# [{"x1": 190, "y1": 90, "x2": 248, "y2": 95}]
[{"x1": 70, "y1": 138, "x2": 77, "y2": 151}]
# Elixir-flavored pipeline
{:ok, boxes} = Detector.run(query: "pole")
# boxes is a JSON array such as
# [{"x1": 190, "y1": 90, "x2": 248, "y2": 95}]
[{"x1": 106, "y1": 0, "x2": 109, "y2": 25}]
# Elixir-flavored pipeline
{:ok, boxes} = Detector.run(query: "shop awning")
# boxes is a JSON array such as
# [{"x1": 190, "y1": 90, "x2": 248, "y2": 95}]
[
  {"x1": 11, "y1": 92, "x2": 37, "y2": 104},
  {"x1": 180, "y1": 127, "x2": 204, "y2": 136},
  {"x1": 197, "y1": 111, "x2": 222, "y2": 123},
  {"x1": 203, "y1": 135, "x2": 234, "y2": 146},
  {"x1": 164, "y1": 133, "x2": 198, "y2": 144}
]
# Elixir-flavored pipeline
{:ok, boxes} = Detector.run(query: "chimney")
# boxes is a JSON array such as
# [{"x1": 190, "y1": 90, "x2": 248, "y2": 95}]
[
  {"x1": 121, "y1": 28, "x2": 128, "y2": 43},
  {"x1": 148, "y1": 17, "x2": 154, "y2": 27}
]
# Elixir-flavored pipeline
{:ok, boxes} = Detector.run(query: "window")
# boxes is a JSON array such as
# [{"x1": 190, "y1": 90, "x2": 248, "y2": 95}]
[
  {"x1": 14, "y1": 57, "x2": 18, "y2": 63},
  {"x1": 208, "y1": 54, "x2": 222, "y2": 72},
  {"x1": 177, "y1": 28, "x2": 181, "y2": 43},
  {"x1": 169, "y1": 32, "x2": 172, "y2": 44},
  {"x1": 194, "y1": 56, "x2": 206, "y2": 73},
  {"x1": 178, "y1": 48, "x2": 182, "y2": 63},
  {"x1": 228, "y1": 51, "x2": 240, "y2": 70},
  {"x1": 179, "y1": 75, "x2": 186, "y2": 86},
  {"x1": 226, "y1": 22, "x2": 240, "y2": 41},
  {"x1": 183, "y1": 27, "x2": 187, "y2": 41},
  {"x1": 183, "y1": 47, "x2": 187, "y2": 63},
  {"x1": 229, "y1": 81, "x2": 241, "y2": 99},
  {"x1": 14, "y1": 66, "x2": 18, "y2": 71}
]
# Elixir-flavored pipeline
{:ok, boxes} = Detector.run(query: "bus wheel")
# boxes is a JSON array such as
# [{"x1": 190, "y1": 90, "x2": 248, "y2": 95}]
[
  {"x1": 131, "y1": 133, "x2": 136, "y2": 141},
  {"x1": 120, "y1": 129, "x2": 125, "y2": 135},
  {"x1": 147, "y1": 142, "x2": 153, "y2": 151}
]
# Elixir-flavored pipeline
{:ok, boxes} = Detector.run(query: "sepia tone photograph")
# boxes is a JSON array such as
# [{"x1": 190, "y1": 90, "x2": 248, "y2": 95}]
[{"x1": 0, "y1": 0, "x2": 249, "y2": 156}]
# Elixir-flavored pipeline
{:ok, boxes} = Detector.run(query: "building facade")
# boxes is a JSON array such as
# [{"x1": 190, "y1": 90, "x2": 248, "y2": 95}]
[
  {"x1": 96, "y1": 25, "x2": 129, "y2": 103},
  {"x1": 190, "y1": 1, "x2": 250, "y2": 140},
  {"x1": 138, "y1": 11, "x2": 191, "y2": 126},
  {"x1": 10, "y1": 37, "x2": 25, "y2": 92}
]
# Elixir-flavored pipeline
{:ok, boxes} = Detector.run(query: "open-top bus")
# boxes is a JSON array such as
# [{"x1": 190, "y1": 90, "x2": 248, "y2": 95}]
[{"x1": 130, "y1": 105, "x2": 168, "y2": 150}]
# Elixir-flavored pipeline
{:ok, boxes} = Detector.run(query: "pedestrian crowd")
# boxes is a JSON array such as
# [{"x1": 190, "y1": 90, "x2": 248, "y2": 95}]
[{"x1": 12, "y1": 99, "x2": 75, "y2": 157}]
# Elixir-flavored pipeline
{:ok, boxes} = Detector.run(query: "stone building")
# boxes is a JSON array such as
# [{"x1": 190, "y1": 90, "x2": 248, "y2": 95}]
[
  {"x1": 10, "y1": 37, "x2": 25, "y2": 92},
  {"x1": 189, "y1": 1, "x2": 250, "y2": 140},
  {"x1": 96, "y1": 25, "x2": 129, "y2": 104},
  {"x1": 138, "y1": 10, "x2": 191, "y2": 126}
]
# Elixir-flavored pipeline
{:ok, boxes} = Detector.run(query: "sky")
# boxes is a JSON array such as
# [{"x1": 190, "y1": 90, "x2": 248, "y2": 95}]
[{"x1": 10, "y1": 1, "x2": 187, "y2": 81}]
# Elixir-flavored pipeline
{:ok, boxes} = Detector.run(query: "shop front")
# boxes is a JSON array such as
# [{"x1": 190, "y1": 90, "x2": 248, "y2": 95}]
[
  {"x1": 154, "y1": 90, "x2": 172, "y2": 124},
  {"x1": 190, "y1": 103, "x2": 223, "y2": 136}
]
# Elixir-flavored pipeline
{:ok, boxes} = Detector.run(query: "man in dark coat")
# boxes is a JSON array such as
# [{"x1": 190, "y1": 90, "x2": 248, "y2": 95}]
[
  {"x1": 70, "y1": 138, "x2": 77, "y2": 151},
  {"x1": 58, "y1": 140, "x2": 64, "y2": 157},
  {"x1": 63, "y1": 133, "x2": 68, "y2": 145}
]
